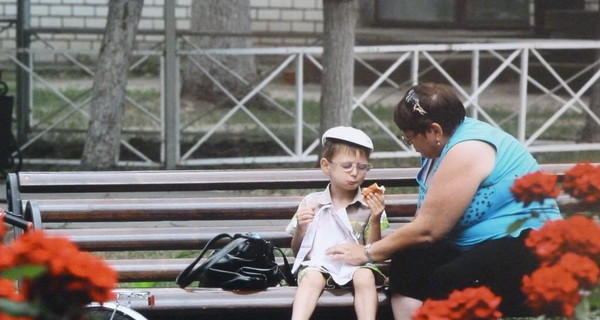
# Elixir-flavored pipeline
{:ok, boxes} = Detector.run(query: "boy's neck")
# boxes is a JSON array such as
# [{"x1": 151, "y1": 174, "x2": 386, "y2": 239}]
[{"x1": 329, "y1": 186, "x2": 357, "y2": 210}]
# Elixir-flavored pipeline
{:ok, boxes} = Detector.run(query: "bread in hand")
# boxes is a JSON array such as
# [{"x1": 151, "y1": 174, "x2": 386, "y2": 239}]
[{"x1": 362, "y1": 183, "x2": 385, "y2": 196}]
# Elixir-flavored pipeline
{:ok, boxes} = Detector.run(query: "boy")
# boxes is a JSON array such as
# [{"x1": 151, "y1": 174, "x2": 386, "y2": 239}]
[{"x1": 286, "y1": 126, "x2": 389, "y2": 320}]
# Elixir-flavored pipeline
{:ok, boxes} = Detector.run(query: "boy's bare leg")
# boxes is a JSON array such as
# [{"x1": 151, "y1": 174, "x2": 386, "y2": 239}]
[
  {"x1": 291, "y1": 269, "x2": 326, "y2": 320},
  {"x1": 352, "y1": 268, "x2": 378, "y2": 320},
  {"x1": 391, "y1": 294, "x2": 422, "y2": 320}
]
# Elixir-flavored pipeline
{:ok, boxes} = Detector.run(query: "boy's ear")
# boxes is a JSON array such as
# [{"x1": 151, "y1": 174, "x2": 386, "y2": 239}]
[{"x1": 320, "y1": 158, "x2": 331, "y2": 175}]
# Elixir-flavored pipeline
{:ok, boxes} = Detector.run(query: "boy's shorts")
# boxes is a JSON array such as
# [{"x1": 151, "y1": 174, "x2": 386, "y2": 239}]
[{"x1": 297, "y1": 265, "x2": 387, "y2": 289}]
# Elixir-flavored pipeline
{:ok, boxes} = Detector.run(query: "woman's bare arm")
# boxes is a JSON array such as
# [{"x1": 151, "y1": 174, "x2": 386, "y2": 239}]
[{"x1": 327, "y1": 140, "x2": 496, "y2": 264}]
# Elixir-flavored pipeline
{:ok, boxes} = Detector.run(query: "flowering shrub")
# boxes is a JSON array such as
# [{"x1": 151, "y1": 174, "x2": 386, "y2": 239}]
[
  {"x1": 519, "y1": 216, "x2": 600, "y2": 318},
  {"x1": 412, "y1": 286, "x2": 502, "y2": 320},
  {"x1": 0, "y1": 217, "x2": 117, "y2": 320},
  {"x1": 513, "y1": 162, "x2": 600, "y2": 319}
]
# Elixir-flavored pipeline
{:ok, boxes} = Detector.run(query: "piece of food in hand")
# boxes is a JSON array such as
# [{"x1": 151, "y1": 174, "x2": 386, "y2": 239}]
[{"x1": 362, "y1": 183, "x2": 385, "y2": 196}]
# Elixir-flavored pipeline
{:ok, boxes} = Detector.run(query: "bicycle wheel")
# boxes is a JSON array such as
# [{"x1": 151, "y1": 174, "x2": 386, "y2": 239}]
[{"x1": 85, "y1": 303, "x2": 148, "y2": 320}]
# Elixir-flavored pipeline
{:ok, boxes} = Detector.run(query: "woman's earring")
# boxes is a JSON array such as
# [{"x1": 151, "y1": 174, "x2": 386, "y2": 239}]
[{"x1": 436, "y1": 139, "x2": 441, "y2": 146}]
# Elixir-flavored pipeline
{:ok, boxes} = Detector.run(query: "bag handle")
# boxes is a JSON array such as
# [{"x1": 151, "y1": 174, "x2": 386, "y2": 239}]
[
  {"x1": 175, "y1": 233, "x2": 234, "y2": 288},
  {"x1": 273, "y1": 246, "x2": 297, "y2": 286}
]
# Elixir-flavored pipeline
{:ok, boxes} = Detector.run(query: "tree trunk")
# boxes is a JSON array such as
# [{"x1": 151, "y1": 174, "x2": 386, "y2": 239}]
[
  {"x1": 80, "y1": 0, "x2": 143, "y2": 170},
  {"x1": 181, "y1": 0, "x2": 258, "y2": 107},
  {"x1": 319, "y1": 0, "x2": 357, "y2": 135}
]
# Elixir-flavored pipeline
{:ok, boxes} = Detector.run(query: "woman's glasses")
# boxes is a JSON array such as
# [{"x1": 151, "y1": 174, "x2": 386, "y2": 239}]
[
  {"x1": 400, "y1": 135, "x2": 413, "y2": 146},
  {"x1": 406, "y1": 89, "x2": 428, "y2": 116},
  {"x1": 328, "y1": 161, "x2": 372, "y2": 172}
]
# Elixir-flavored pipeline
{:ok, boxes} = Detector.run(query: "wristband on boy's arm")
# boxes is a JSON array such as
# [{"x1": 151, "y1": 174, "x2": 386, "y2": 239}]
[{"x1": 364, "y1": 243, "x2": 375, "y2": 263}]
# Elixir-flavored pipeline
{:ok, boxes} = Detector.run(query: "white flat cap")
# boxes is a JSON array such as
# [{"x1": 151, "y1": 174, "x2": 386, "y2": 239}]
[{"x1": 321, "y1": 126, "x2": 374, "y2": 151}]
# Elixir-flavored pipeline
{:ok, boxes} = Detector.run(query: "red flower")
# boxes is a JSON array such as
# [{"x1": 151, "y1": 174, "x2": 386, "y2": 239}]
[
  {"x1": 0, "y1": 217, "x2": 6, "y2": 237},
  {"x1": 0, "y1": 230, "x2": 117, "y2": 319},
  {"x1": 413, "y1": 299, "x2": 454, "y2": 320},
  {"x1": 562, "y1": 162, "x2": 600, "y2": 204},
  {"x1": 511, "y1": 171, "x2": 560, "y2": 207},
  {"x1": 525, "y1": 215, "x2": 600, "y2": 265},
  {"x1": 556, "y1": 253, "x2": 599, "y2": 290},
  {"x1": 522, "y1": 265, "x2": 582, "y2": 317},
  {"x1": 412, "y1": 287, "x2": 502, "y2": 320}
]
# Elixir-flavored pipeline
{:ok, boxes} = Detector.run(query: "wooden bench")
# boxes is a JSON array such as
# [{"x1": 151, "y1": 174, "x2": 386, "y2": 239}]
[
  {"x1": 7, "y1": 167, "x2": 421, "y2": 319},
  {"x1": 4, "y1": 163, "x2": 580, "y2": 319}
]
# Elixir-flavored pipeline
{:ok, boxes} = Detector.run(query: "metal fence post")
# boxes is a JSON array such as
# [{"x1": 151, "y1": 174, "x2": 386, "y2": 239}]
[{"x1": 163, "y1": 1, "x2": 179, "y2": 169}]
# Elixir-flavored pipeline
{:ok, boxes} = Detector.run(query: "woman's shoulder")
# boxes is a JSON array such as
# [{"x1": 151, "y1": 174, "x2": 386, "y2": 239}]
[
  {"x1": 442, "y1": 141, "x2": 496, "y2": 177},
  {"x1": 450, "y1": 118, "x2": 527, "y2": 155},
  {"x1": 458, "y1": 117, "x2": 504, "y2": 136}
]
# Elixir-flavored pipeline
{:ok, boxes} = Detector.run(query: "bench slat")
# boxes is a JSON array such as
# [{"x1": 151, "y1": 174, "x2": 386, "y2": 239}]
[
  {"x1": 120, "y1": 287, "x2": 389, "y2": 313},
  {"x1": 45, "y1": 222, "x2": 409, "y2": 251},
  {"x1": 46, "y1": 226, "x2": 292, "y2": 251},
  {"x1": 26, "y1": 194, "x2": 418, "y2": 223},
  {"x1": 109, "y1": 257, "x2": 391, "y2": 283},
  {"x1": 15, "y1": 167, "x2": 420, "y2": 193},
  {"x1": 12, "y1": 163, "x2": 573, "y2": 194},
  {"x1": 111, "y1": 257, "x2": 296, "y2": 282}
]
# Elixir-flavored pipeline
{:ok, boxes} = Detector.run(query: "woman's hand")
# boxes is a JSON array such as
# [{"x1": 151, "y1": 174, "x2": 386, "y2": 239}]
[{"x1": 325, "y1": 242, "x2": 369, "y2": 265}]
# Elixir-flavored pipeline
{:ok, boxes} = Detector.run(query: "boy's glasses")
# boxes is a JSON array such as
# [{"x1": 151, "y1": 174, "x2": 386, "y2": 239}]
[{"x1": 328, "y1": 161, "x2": 372, "y2": 172}]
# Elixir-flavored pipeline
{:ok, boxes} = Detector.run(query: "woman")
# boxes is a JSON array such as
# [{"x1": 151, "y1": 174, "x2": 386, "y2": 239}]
[{"x1": 326, "y1": 83, "x2": 562, "y2": 319}]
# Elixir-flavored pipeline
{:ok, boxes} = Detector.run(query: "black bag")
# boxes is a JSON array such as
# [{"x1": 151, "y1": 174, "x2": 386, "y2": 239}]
[{"x1": 175, "y1": 233, "x2": 296, "y2": 290}]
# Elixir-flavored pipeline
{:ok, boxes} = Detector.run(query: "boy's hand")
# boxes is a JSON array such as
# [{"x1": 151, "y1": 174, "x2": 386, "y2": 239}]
[
  {"x1": 364, "y1": 192, "x2": 385, "y2": 220},
  {"x1": 295, "y1": 207, "x2": 316, "y2": 230}
]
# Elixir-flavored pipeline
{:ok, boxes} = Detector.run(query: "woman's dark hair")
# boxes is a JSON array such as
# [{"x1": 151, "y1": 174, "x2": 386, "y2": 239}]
[{"x1": 393, "y1": 83, "x2": 466, "y2": 136}]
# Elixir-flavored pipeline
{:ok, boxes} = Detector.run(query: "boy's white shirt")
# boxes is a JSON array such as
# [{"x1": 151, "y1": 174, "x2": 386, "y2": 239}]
[
  {"x1": 287, "y1": 184, "x2": 389, "y2": 285},
  {"x1": 291, "y1": 204, "x2": 360, "y2": 285}
]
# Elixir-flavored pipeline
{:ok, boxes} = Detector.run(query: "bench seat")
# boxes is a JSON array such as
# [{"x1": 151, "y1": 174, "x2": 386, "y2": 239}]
[{"x1": 118, "y1": 286, "x2": 390, "y2": 316}]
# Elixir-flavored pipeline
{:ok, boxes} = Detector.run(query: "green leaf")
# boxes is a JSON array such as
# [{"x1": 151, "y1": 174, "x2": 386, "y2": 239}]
[
  {"x1": 574, "y1": 296, "x2": 590, "y2": 320},
  {"x1": 0, "y1": 265, "x2": 47, "y2": 280},
  {"x1": 506, "y1": 217, "x2": 529, "y2": 235},
  {"x1": 586, "y1": 287, "x2": 600, "y2": 308}
]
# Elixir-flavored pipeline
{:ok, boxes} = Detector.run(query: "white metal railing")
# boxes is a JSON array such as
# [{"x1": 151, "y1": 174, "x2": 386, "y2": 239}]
[{"x1": 3, "y1": 39, "x2": 600, "y2": 168}]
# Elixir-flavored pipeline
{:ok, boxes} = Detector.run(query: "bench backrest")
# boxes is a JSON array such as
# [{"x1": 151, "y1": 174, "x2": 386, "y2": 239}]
[
  {"x1": 7, "y1": 163, "x2": 581, "y2": 223},
  {"x1": 7, "y1": 167, "x2": 420, "y2": 216}
]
